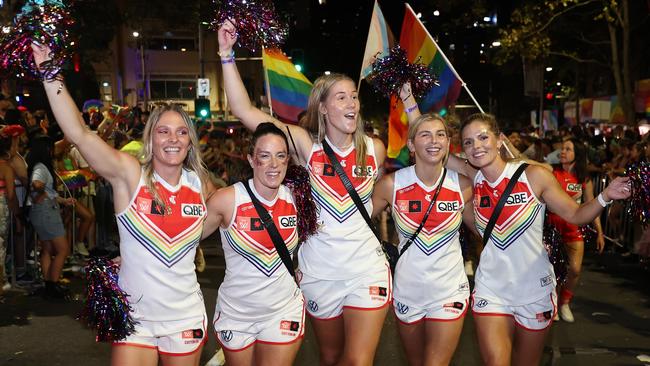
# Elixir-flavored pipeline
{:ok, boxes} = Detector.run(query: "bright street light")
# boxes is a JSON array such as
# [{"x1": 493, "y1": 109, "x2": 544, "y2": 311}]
[
  {"x1": 545, "y1": 67, "x2": 553, "y2": 72},
  {"x1": 433, "y1": 10, "x2": 440, "y2": 16},
  {"x1": 132, "y1": 31, "x2": 140, "y2": 38},
  {"x1": 491, "y1": 41, "x2": 501, "y2": 47},
  {"x1": 324, "y1": 71, "x2": 331, "y2": 75},
  {"x1": 295, "y1": 64, "x2": 302, "y2": 72}
]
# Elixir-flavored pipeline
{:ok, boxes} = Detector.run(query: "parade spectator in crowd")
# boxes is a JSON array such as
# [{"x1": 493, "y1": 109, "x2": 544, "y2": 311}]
[
  {"x1": 454, "y1": 113, "x2": 631, "y2": 365},
  {"x1": 547, "y1": 138, "x2": 606, "y2": 323},
  {"x1": 0, "y1": 132, "x2": 19, "y2": 294},
  {"x1": 219, "y1": 21, "x2": 389, "y2": 366},
  {"x1": 26, "y1": 135, "x2": 75, "y2": 299}
]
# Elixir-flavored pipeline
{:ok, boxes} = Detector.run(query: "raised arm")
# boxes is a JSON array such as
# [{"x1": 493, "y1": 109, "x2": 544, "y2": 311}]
[
  {"x1": 528, "y1": 164, "x2": 631, "y2": 226},
  {"x1": 31, "y1": 44, "x2": 139, "y2": 186},
  {"x1": 217, "y1": 21, "x2": 312, "y2": 163}
]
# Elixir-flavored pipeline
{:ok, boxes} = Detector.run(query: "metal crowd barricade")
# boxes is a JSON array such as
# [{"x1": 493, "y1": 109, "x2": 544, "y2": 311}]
[{"x1": 591, "y1": 172, "x2": 637, "y2": 250}]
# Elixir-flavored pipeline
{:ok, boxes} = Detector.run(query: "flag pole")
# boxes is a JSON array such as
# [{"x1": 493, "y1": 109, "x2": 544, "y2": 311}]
[
  {"x1": 262, "y1": 46, "x2": 274, "y2": 117},
  {"x1": 405, "y1": 3, "x2": 484, "y2": 114}
]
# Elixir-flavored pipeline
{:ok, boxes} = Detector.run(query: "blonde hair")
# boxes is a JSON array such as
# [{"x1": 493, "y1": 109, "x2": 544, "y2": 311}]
[
  {"x1": 408, "y1": 113, "x2": 450, "y2": 165},
  {"x1": 139, "y1": 104, "x2": 210, "y2": 208},
  {"x1": 301, "y1": 73, "x2": 368, "y2": 172},
  {"x1": 407, "y1": 113, "x2": 448, "y2": 142}
]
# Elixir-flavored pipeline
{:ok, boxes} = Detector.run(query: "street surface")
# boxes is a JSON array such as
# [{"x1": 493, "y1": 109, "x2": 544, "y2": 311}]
[{"x1": 1, "y1": 239, "x2": 649, "y2": 366}]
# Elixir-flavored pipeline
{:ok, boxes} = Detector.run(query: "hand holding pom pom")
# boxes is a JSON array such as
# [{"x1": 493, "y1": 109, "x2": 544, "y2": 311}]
[
  {"x1": 211, "y1": 0, "x2": 288, "y2": 51},
  {"x1": 367, "y1": 45, "x2": 438, "y2": 100},
  {"x1": 1, "y1": 0, "x2": 74, "y2": 81},
  {"x1": 77, "y1": 257, "x2": 137, "y2": 342}
]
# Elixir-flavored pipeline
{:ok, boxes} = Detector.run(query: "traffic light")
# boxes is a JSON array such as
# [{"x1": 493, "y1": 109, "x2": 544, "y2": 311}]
[
  {"x1": 194, "y1": 98, "x2": 211, "y2": 119},
  {"x1": 545, "y1": 92, "x2": 554, "y2": 101}
]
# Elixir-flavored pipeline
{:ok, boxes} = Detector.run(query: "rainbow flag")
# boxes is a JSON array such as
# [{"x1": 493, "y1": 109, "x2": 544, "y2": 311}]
[
  {"x1": 359, "y1": 0, "x2": 394, "y2": 81},
  {"x1": 262, "y1": 48, "x2": 312, "y2": 124},
  {"x1": 387, "y1": 4, "x2": 464, "y2": 162}
]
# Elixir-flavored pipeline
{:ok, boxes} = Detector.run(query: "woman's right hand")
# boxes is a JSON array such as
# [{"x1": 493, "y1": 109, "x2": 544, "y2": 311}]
[
  {"x1": 217, "y1": 20, "x2": 237, "y2": 56},
  {"x1": 30, "y1": 42, "x2": 52, "y2": 73}
]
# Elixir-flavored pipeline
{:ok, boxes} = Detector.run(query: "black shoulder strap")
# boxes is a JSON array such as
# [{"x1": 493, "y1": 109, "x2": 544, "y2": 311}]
[
  {"x1": 242, "y1": 181, "x2": 295, "y2": 278},
  {"x1": 399, "y1": 168, "x2": 447, "y2": 257},
  {"x1": 321, "y1": 140, "x2": 382, "y2": 242},
  {"x1": 482, "y1": 163, "x2": 529, "y2": 246}
]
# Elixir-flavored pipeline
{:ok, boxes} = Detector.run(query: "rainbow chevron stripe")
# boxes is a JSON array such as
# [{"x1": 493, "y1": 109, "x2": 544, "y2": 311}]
[
  {"x1": 117, "y1": 207, "x2": 203, "y2": 268},
  {"x1": 393, "y1": 206, "x2": 462, "y2": 255},
  {"x1": 475, "y1": 196, "x2": 543, "y2": 250},
  {"x1": 223, "y1": 226, "x2": 298, "y2": 277},
  {"x1": 310, "y1": 173, "x2": 374, "y2": 223}
]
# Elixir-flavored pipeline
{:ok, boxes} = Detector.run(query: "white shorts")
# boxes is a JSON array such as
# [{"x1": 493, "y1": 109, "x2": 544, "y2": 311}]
[
  {"x1": 298, "y1": 262, "x2": 392, "y2": 319},
  {"x1": 214, "y1": 295, "x2": 305, "y2": 351},
  {"x1": 394, "y1": 291, "x2": 469, "y2": 324},
  {"x1": 113, "y1": 313, "x2": 207, "y2": 356},
  {"x1": 471, "y1": 286, "x2": 557, "y2": 331}
]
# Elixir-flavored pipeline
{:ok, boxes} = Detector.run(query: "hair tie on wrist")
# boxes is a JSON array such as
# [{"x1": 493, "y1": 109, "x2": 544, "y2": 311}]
[
  {"x1": 405, "y1": 104, "x2": 418, "y2": 113},
  {"x1": 597, "y1": 193, "x2": 613, "y2": 207}
]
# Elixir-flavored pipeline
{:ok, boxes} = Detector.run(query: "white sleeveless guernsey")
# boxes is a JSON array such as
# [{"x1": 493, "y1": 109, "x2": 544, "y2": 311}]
[
  {"x1": 392, "y1": 166, "x2": 468, "y2": 308},
  {"x1": 473, "y1": 162, "x2": 555, "y2": 305},
  {"x1": 217, "y1": 181, "x2": 300, "y2": 322},
  {"x1": 298, "y1": 136, "x2": 386, "y2": 280},
  {"x1": 116, "y1": 169, "x2": 207, "y2": 321}
]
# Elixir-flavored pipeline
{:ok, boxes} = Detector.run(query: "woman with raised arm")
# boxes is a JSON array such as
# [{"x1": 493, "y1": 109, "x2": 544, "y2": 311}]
[
  {"x1": 218, "y1": 22, "x2": 389, "y2": 365},
  {"x1": 371, "y1": 114, "x2": 475, "y2": 366},
  {"x1": 547, "y1": 138, "x2": 605, "y2": 323},
  {"x1": 33, "y1": 44, "x2": 212, "y2": 366},
  {"x1": 460, "y1": 113, "x2": 630, "y2": 366},
  {"x1": 202, "y1": 123, "x2": 304, "y2": 366}
]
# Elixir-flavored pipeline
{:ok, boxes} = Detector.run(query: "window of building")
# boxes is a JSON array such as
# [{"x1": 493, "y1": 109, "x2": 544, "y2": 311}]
[{"x1": 150, "y1": 78, "x2": 197, "y2": 100}]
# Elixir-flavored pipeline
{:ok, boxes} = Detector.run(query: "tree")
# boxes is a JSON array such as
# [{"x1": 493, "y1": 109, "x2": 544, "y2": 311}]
[{"x1": 496, "y1": 0, "x2": 646, "y2": 125}]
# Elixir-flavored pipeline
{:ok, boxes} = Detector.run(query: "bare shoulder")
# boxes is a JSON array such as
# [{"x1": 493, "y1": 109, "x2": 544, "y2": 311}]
[
  {"x1": 372, "y1": 137, "x2": 387, "y2": 165},
  {"x1": 207, "y1": 185, "x2": 236, "y2": 212},
  {"x1": 525, "y1": 164, "x2": 553, "y2": 181}
]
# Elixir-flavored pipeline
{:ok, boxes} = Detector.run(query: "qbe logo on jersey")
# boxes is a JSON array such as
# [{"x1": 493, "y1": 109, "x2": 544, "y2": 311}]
[
  {"x1": 279, "y1": 215, "x2": 297, "y2": 229},
  {"x1": 181, "y1": 204, "x2": 204, "y2": 217},
  {"x1": 436, "y1": 200, "x2": 460, "y2": 213},
  {"x1": 505, "y1": 192, "x2": 528, "y2": 206},
  {"x1": 352, "y1": 165, "x2": 374, "y2": 178}
]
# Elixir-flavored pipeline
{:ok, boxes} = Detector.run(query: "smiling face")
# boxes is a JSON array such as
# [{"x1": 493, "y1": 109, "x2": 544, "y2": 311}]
[
  {"x1": 320, "y1": 79, "x2": 359, "y2": 141},
  {"x1": 408, "y1": 117, "x2": 449, "y2": 166},
  {"x1": 559, "y1": 140, "x2": 575, "y2": 165},
  {"x1": 248, "y1": 133, "x2": 289, "y2": 195},
  {"x1": 150, "y1": 111, "x2": 191, "y2": 170},
  {"x1": 461, "y1": 120, "x2": 502, "y2": 168}
]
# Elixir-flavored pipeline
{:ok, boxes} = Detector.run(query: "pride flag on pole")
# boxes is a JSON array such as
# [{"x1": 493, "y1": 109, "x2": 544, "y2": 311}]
[
  {"x1": 359, "y1": 0, "x2": 394, "y2": 82},
  {"x1": 387, "y1": 3, "x2": 464, "y2": 162},
  {"x1": 262, "y1": 48, "x2": 312, "y2": 124}
]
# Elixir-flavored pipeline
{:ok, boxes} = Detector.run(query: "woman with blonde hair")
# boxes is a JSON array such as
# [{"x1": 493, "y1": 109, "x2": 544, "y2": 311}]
[
  {"x1": 33, "y1": 44, "x2": 213, "y2": 366},
  {"x1": 372, "y1": 113, "x2": 475, "y2": 365},
  {"x1": 218, "y1": 21, "x2": 388, "y2": 365}
]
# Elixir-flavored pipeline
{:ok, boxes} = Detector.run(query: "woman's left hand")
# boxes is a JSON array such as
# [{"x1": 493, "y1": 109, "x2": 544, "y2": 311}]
[
  {"x1": 596, "y1": 233, "x2": 606, "y2": 254},
  {"x1": 603, "y1": 176, "x2": 632, "y2": 201},
  {"x1": 64, "y1": 197, "x2": 76, "y2": 206}
]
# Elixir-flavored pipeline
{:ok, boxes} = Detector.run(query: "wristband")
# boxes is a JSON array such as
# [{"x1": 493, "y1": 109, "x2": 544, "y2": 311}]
[
  {"x1": 405, "y1": 104, "x2": 418, "y2": 113},
  {"x1": 221, "y1": 57, "x2": 235, "y2": 64},
  {"x1": 218, "y1": 50, "x2": 234, "y2": 59},
  {"x1": 597, "y1": 193, "x2": 613, "y2": 207}
]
